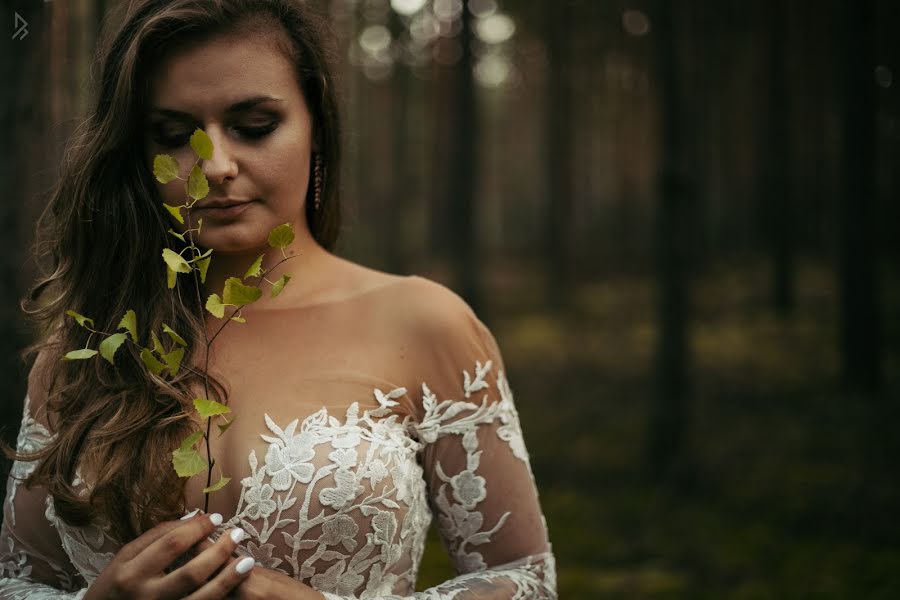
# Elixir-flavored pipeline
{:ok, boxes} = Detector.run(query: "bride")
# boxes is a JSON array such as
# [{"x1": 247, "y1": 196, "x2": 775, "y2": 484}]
[{"x1": 0, "y1": 1, "x2": 556, "y2": 598}]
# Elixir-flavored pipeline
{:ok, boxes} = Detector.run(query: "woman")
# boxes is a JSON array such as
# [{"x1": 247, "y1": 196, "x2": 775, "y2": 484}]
[{"x1": 0, "y1": 0, "x2": 556, "y2": 598}]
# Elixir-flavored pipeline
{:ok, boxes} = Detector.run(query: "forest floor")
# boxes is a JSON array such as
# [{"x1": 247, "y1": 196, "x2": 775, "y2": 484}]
[{"x1": 416, "y1": 257, "x2": 900, "y2": 599}]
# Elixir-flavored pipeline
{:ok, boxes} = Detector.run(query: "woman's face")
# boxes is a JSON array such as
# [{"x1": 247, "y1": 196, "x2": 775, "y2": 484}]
[{"x1": 144, "y1": 30, "x2": 314, "y2": 255}]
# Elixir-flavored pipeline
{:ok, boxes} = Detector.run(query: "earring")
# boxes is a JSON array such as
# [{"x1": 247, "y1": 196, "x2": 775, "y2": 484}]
[{"x1": 313, "y1": 153, "x2": 324, "y2": 212}]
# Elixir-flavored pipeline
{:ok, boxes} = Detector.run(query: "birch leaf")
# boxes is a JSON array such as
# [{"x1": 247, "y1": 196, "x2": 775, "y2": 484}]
[
  {"x1": 153, "y1": 154, "x2": 179, "y2": 184},
  {"x1": 205, "y1": 294, "x2": 226, "y2": 318},
  {"x1": 118, "y1": 309, "x2": 138, "y2": 342},
  {"x1": 172, "y1": 447, "x2": 207, "y2": 477},
  {"x1": 163, "y1": 204, "x2": 184, "y2": 225},
  {"x1": 203, "y1": 475, "x2": 231, "y2": 493},
  {"x1": 197, "y1": 257, "x2": 211, "y2": 284},
  {"x1": 271, "y1": 274, "x2": 291, "y2": 297},
  {"x1": 187, "y1": 165, "x2": 209, "y2": 201},
  {"x1": 267, "y1": 223, "x2": 294, "y2": 248},
  {"x1": 223, "y1": 277, "x2": 261, "y2": 305},
  {"x1": 194, "y1": 398, "x2": 231, "y2": 418},
  {"x1": 162, "y1": 347, "x2": 185, "y2": 377},
  {"x1": 162, "y1": 324, "x2": 187, "y2": 346},
  {"x1": 190, "y1": 128, "x2": 213, "y2": 160},
  {"x1": 65, "y1": 310, "x2": 94, "y2": 329},
  {"x1": 63, "y1": 349, "x2": 98, "y2": 361},
  {"x1": 162, "y1": 248, "x2": 191, "y2": 274},
  {"x1": 99, "y1": 333, "x2": 127, "y2": 365},
  {"x1": 140, "y1": 348, "x2": 166, "y2": 376},
  {"x1": 244, "y1": 255, "x2": 265, "y2": 279}
]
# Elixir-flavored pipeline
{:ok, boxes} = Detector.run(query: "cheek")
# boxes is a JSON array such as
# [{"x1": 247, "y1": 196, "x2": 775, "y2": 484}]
[{"x1": 257, "y1": 142, "x2": 312, "y2": 194}]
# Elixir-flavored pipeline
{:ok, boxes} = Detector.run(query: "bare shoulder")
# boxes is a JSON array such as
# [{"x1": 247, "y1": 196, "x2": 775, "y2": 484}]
[
  {"x1": 24, "y1": 333, "x2": 64, "y2": 426},
  {"x1": 374, "y1": 273, "x2": 479, "y2": 337}
]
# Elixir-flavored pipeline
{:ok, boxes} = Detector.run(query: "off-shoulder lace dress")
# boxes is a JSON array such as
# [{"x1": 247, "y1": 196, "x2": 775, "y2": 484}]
[{"x1": 0, "y1": 276, "x2": 556, "y2": 599}]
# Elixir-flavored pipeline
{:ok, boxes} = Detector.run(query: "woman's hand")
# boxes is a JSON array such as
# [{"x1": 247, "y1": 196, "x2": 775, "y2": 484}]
[
  {"x1": 84, "y1": 511, "x2": 255, "y2": 600},
  {"x1": 226, "y1": 566, "x2": 327, "y2": 600}
]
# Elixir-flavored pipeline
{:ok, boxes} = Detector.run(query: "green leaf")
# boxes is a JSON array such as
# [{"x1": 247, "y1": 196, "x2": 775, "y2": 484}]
[
  {"x1": 163, "y1": 204, "x2": 184, "y2": 225},
  {"x1": 172, "y1": 447, "x2": 207, "y2": 477},
  {"x1": 166, "y1": 265, "x2": 177, "y2": 289},
  {"x1": 187, "y1": 164, "x2": 209, "y2": 201},
  {"x1": 99, "y1": 333, "x2": 127, "y2": 365},
  {"x1": 162, "y1": 347, "x2": 185, "y2": 377},
  {"x1": 65, "y1": 309, "x2": 94, "y2": 329},
  {"x1": 140, "y1": 348, "x2": 166, "y2": 376},
  {"x1": 197, "y1": 257, "x2": 211, "y2": 284},
  {"x1": 203, "y1": 475, "x2": 231, "y2": 493},
  {"x1": 230, "y1": 315, "x2": 246, "y2": 323},
  {"x1": 190, "y1": 128, "x2": 214, "y2": 160},
  {"x1": 63, "y1": 348, "x2": 98, "y2": 360},
  {"x1": 271, "y1": 274, "x2": 291, "y2": 298},
  {"x1": 223, "y1": 277, "x2": 262, "y2": 306},
  {"x1": 151, "y1": 330, "x2": 165, "y2": 355},
  {"x1": 267, "y1": 223, "x2": 295, "y2": 249},
  {"x1": 162, "y1": 324, "x2": 187, "y2": 346},
  {"x1": 244, "y1": 255, "x2": 265, "y2": 279},
  {"x1": 205, "y1": 293, "x2": 226, "y2": 318},
  {"x1": 118, "y1": 309, "x2": 138, "y2": 343},
  {"x1": 197, "y1": 218, "x2": 203, "y2": 234},
  {"x1": 153, "y1": 154, "x2": 180, "y2": 184},
  {"x1": 217, "y1": 417, "x2": 235, "y2": 436},
  {"x1": 167, "y1": 228, "x2": 185, "y2": 242},
  {"x1": 193, "y1": 398, "x2": 231, "y2": 418},
  {"x1": 162, "y1": 248, "x2": 191, "y2": 274},
  {"x1": 190, "y1": 247, "x2": 214, "y2": 263},
  {"x1": 179, "y1": 430, "x2": 204, "y2": 452}
]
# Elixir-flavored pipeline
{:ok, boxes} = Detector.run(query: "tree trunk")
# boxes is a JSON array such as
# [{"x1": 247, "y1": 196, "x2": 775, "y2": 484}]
[
  {"x1": 646, "y1": 0, "x2": 693, "y2": 481},
  {"x1": 838, "y1": 0, "x2": 882, "y2": 394},
  {"x1": 447, "y1": 2, "x2": 480, "y2": 311},
  {"x1": 543, "y1": 0, "x2": 575, "y2": 311},
  {"x1": 764, "y1": 0, "x2": 795, "y2": 316}
]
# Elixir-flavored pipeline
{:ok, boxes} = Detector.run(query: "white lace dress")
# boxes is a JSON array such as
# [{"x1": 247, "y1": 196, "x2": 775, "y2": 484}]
[{"x1": 0, "y1": 276, "x2": 556, "y2": 599}]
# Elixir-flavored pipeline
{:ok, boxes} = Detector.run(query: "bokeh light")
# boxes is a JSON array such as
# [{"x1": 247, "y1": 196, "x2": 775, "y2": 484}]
[
  {"x1": 622, "y1": 9, "x2": 651, "y2": 36},
  {"x1": 390, "y1": 0, "x2": 428, "y2": 17},
  {"x1": 433, "y1": 0, "x2": 463, "y2": 22},
  {"x1": 475, "y1": 13, "x2": 515, "y2": 45}
]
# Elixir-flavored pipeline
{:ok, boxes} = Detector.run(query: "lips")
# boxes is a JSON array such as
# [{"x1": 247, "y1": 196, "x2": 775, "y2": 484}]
[{"x1": 199, "y1": 197, "x2": 254, "y2": 207}]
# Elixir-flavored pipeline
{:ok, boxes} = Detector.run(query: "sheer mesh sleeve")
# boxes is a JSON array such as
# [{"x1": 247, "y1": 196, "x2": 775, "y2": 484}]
[
  {"x1": 0, "y1": 354, "x2": 88, "y2": 598},
  {"x1": 324, "y1": 279, "x2": 557, "y2": 599}
]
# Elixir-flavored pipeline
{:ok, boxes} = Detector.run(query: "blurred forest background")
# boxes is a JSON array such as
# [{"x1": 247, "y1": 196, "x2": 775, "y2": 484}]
[{"x1": 2, "y1": 0, "x2": 899, "y2": 597}]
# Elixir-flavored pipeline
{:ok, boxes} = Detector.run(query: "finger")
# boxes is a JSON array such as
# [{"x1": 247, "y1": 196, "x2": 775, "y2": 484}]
[
  {"x1": 116, "y1": 512, "x2": 201, "y2": 562},
  {"x1": 159, "y1": 526, "x2": 246, "y2": 597},
  {"x1": 134, "y1": 512, "x2": 223, "y2": 577},
  {"x1": 164, "y1": 526, "x2": 223, "y2": 575},
  {"x1": 181, "y1": 555, "x2": 256, "y2": 600}
]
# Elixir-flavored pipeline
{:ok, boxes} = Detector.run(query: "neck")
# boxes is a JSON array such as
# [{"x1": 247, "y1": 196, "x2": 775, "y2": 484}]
[{"x1": 198, "y1": 225, "x2": 332, "y2": 316}]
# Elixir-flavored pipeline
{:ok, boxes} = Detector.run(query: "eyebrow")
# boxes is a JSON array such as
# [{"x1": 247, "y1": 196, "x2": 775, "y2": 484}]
[{"x1": 149, "y1": 96, "x2": 284, "y2": 120}]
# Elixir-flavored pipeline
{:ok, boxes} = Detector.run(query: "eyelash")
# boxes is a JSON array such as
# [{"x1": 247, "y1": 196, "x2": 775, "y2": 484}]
[{"x1": 155, "y1": 124, "x2": 278, "y2": 148}]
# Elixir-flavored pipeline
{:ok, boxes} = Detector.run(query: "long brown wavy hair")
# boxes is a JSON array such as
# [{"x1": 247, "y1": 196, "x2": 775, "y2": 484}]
[{"x1": 4, "y1": 0, "x2": 343, "y2": 544}]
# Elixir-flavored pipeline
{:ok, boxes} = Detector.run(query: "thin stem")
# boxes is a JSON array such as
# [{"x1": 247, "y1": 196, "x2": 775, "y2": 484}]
[
  {"x1": 205, "y1": 254, "x2": 298, "y2": 348},
  {"x1": 183, "y1": 204, "x2": 214, "y2": 513}
]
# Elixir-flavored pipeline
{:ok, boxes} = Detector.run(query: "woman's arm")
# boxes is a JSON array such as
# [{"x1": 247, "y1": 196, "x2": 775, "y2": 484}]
[
  {"x1": 230, "y1": 358, "x2": 556, "y2": 600},
  {"x1": 0, "y1": 392, "x2": 90, "y2": 598}
]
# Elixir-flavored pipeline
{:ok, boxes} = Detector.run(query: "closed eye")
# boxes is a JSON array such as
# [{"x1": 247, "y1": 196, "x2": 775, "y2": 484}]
[{"x1": 152, "y1": 123, "x2": 278, "y2": 148}]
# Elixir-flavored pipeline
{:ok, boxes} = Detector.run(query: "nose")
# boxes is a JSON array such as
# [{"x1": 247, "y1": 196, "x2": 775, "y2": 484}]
[{"x1": 199, "y1": 126, "x2": 238, "y2": 184}]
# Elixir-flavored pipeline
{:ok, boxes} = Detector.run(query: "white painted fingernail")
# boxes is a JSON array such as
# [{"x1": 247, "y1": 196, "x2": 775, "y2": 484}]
[
  {"x1": 209, "y1": 513, "x2": 223, "y2": 527},
  {"x1": 180, "y1": 508, "x2": 200, "y2": 521},
  {"x1": 235, "y1": 557, "x2": 255, "y2": 574},
  {"x1": 230, "y1": 528, "x2": 245, "y2": 543}
]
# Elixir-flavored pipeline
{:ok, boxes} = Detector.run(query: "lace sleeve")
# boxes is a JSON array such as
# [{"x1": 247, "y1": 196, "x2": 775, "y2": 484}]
[
  {"x1": 324, "y1": 281, "x2": 556, "y2": 599},
  {"x1": 0, "y1": 366, "x2": 89, "y2": 599}
]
